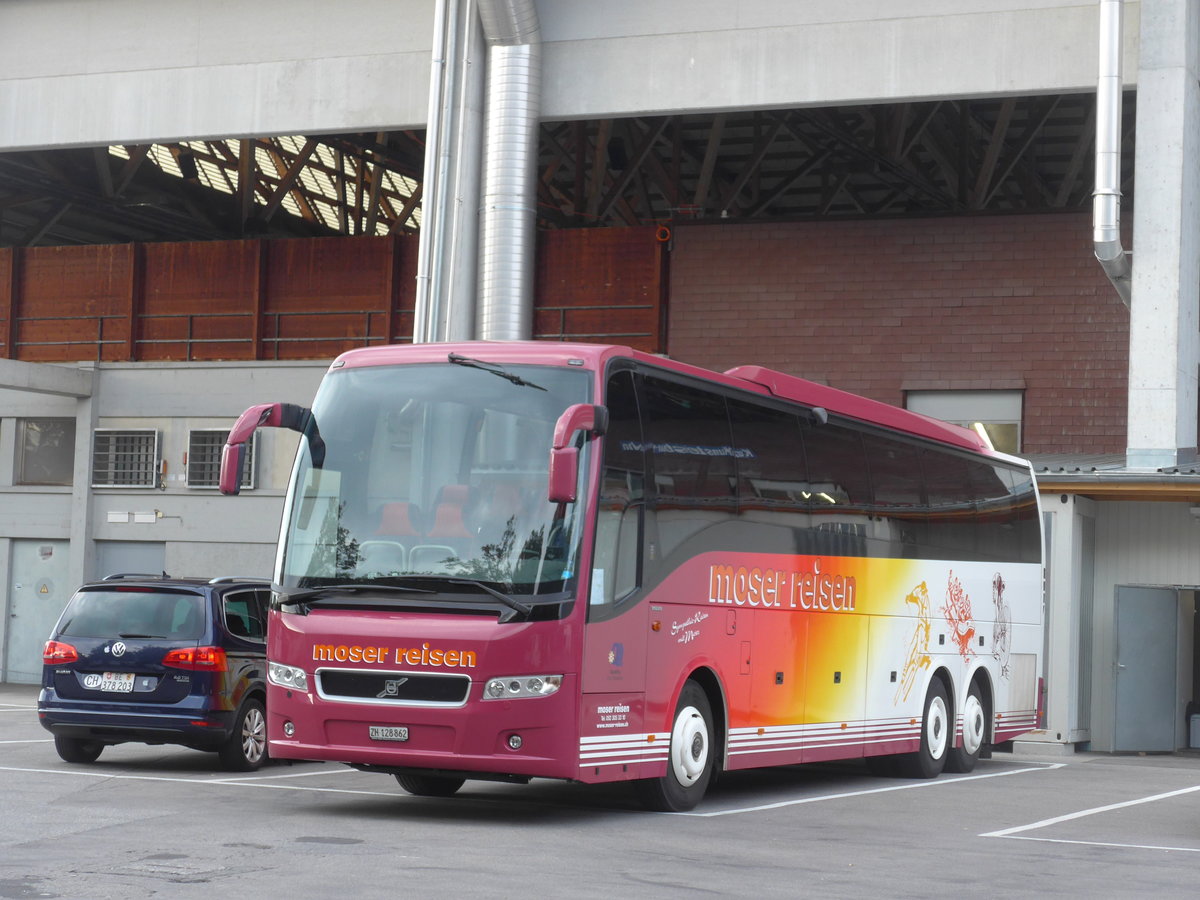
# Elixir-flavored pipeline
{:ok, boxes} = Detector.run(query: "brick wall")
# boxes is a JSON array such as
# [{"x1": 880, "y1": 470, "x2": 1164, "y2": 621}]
[{"x1": 666, "y1": 213, "x2": 1128, "y2": 455}]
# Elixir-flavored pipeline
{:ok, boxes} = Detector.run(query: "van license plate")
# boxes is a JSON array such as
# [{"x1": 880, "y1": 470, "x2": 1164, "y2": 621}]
[
  {"x1": 88, "y1": 672, "x2": 134, "y2": 692},
  {"x1": 369, "y1": 726, "x2": 408, "y2": 742}
]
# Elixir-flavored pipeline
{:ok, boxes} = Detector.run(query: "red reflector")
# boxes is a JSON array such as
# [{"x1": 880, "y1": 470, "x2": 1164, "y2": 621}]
[
  {"x1": 189, "y1": 720, "x2": 221, "y2": 727},
  {"x1": 163, "y1": 646, "x2": 227, "y2": 671},
  {"x1": 43, "y1": 640, "x2": 79, "y2": 664}
]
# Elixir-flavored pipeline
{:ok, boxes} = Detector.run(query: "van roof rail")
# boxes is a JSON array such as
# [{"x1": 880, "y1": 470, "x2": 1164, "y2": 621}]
[
  {"x1": 207, "y1": 576, "x2": 271, "y2": 584},
  {"x1": 101, "y1": 572, "x2": 169, "y2": 581}
]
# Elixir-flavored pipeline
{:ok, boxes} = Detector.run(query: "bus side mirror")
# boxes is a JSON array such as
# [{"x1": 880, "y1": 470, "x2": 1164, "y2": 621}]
[
  {"x1": 548, "y1": 403, "x2": 608, "y2": 504},
  {"x1": 220, "y1": 402, "x2": 322, "y2": 495}
]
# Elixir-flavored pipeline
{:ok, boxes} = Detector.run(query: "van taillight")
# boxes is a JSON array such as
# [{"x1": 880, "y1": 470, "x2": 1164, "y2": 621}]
[
  {"x1": 163, "y1": 646, "x2": 227, "y2": 671},
  {"x1": 43, "y1": 641, "x2": 78, "y2": 664}
]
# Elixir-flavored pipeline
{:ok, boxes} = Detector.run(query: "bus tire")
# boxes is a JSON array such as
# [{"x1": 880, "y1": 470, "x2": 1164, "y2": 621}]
[
  {"x1": 896, "y1": 678, "x2": 949, "y2": 779},
  {"x1": 946, "y1": 681, "x2": 986, "y2": 773},
  {"x1": 54, "y1": 735, "x2": 103, "y2": 764},
  {"x1": 635, "y1": 680, "x2": 714, "y2": 812},
  {"x1": 394, "y1": 773, "x2": 466, "y2": 797}
]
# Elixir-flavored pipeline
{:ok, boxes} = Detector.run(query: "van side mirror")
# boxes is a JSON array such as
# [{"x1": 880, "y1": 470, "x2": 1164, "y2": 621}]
[
  {"x1": 548, "y1": 403, "x2": 609, "y2": 503},
  {"x1": 220, "y1": 402, "x2": 323, "y2": 495}
]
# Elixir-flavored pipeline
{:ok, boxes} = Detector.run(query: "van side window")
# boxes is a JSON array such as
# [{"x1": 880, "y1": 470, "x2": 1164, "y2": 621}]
[{"x1": 224, "y1": 590, "x2": 266, "y2": 641}]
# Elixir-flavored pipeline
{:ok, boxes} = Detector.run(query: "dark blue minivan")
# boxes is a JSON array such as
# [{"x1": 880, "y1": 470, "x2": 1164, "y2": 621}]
[{"x1": 38, "y1": 575, "x2": 271, "y2": 771}]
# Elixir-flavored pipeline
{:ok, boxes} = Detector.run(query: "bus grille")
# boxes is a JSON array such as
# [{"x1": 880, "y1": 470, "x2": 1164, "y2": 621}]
[{"x1": 315, "y1": 668, "x2": 471, "y2": 706}]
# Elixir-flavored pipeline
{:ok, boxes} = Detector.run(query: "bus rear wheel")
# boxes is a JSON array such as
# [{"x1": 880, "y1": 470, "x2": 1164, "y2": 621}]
[
  {"x1": 394, "y1": 773, "x2": 465, "y2": 797},
  {"x1": 946, "y1": 681, "x2": 987, "y2": 773},
  {"x1": 635, "y1": 680, "x2": 714, "y2": 812},
  {"x1": 896, "y1": 679, "x2": 949, "y2": 779}
]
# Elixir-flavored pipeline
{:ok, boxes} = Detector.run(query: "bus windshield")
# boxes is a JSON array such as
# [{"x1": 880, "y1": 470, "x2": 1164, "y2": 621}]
[{"x1": 277, "y1": 361, "x2": 592, "y2": 600}]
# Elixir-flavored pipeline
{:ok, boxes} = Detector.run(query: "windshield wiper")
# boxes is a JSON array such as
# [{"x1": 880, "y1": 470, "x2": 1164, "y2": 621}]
[
  {"x1": 118, "y1": 632, "x2": 165, "y2": 639},
  {"x1": 447, "y1": 353, "x2": 547, "y2": 391},
  {"x1": 274, "y1": 583, "x2": 436, "y2": 611},
  {"x1": 433, "y1": 577, "x2": 534, "y2": 622}
]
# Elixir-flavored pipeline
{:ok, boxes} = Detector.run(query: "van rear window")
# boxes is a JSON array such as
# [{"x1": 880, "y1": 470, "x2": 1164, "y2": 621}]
[{"x1": 57, "y1": 590, "x2": 205, "y2": 640}]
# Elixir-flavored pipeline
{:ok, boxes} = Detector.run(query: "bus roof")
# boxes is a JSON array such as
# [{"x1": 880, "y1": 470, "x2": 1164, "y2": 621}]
[{"x1": 330, "y1": 341, "x2": 988, "y2": 454}]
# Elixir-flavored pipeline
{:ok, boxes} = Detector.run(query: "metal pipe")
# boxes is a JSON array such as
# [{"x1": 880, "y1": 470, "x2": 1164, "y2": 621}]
[
  {"x1": 476, "y1": 0, "x2": 541, "y2": 340},
  {"x1": 413, "y1": 0, "x2": 455, "y2": 343},
  {"x1": 1094, "y1": 0, "x2": 1132, "y2": 306}
]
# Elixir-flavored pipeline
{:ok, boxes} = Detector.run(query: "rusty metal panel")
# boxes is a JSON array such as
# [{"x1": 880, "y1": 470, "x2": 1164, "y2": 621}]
[
  {"x1": 18, "y1": 245, "x2": 134, "y2": 362},
  {"x1": 536, "y1": 225, "x2": 664, "y2": 352},
  {"x1": 1, "y1": 248, "x2": 13, "y2": 359},
  {"x1": 141, "y1": 240, "x2": 259, "y2": 361}
]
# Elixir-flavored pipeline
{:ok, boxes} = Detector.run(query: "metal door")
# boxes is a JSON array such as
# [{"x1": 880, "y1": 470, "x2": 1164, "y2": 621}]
[
  {"x1": 4, "y1": 539, "x2": 71, "y2": 684},
  {"x1": 1114, "y1": 586, "x2": 1178, "y2": 752}
]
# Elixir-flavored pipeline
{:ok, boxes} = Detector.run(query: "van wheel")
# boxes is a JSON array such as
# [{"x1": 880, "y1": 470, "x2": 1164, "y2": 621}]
[
  {"x1": 896, "y1": 679, "x2": 949, "y2": 778},
  {"x1": 54, "y1": 735, "x2": 103, "y2": 764},
  {"x1": 219, "y1": 698, "x2": 268, "y2": 771},
  {"x1": 395, "y1": 773, "x2": 465, "y2": 797},
  {"x1": 635, "y1": 680, "x2": 714, "y2": 812}
]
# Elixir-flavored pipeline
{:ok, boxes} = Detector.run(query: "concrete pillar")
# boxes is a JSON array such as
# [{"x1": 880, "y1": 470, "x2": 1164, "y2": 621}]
[
  {"x1": 1126, "y1": 0, "x2": 1200, "y2": 468},
  {"x1": 1019, "y1": 495, "x2": 1094, "y2": 752},
  {"x1": 67, "y1": 365, "x2": 98, "y2": 589}
]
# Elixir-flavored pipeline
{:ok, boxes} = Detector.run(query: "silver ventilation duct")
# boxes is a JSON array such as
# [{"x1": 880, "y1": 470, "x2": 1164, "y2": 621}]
[
  {"x1": 1094, "y1": 0, "x2": 1132, "y2": 306},
  {"x1": 476, "y1": 0, "x2": 542, "y2": 340}
]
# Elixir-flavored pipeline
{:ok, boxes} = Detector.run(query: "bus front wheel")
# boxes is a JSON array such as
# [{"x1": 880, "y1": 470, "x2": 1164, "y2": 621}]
[
  {"x1": 394, "y1": 773, "x2": 466, "y2": 797},
  {"x1": 896, "y1": 678, "x2": 949, "y2": 779},
  {"x1": 635, "y1": 680, "x2": 714, "y2": 812}
]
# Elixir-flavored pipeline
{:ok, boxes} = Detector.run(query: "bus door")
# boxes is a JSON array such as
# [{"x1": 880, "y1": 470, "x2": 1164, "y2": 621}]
[{"x1": 579, "y1": 369, "x2": 650, "y2": 780}]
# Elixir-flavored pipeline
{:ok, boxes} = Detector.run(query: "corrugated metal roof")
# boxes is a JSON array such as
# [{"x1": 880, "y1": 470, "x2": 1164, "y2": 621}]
[{"x1": 1027, "y1": 454, "x2": 1200, "y2": 481}]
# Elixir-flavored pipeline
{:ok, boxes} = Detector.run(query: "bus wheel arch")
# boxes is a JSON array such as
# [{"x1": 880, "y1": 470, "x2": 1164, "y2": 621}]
[
  {"x1": 635, "y1": 669, "x2": 723, "y2": 812},
  {"x1": 946, "y1": 670, "x2": 993, "y2": 773}
]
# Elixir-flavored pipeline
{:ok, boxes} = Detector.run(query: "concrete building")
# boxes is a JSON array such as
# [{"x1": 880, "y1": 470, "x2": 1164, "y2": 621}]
[{"x1": 2, "y1": 1, "x2": 1198, "y2": 755}]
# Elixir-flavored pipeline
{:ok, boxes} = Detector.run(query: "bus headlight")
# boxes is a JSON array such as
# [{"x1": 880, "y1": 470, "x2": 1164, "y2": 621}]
[
  {"x1": 268, "y1": 661, "x2": 308, "y2": 692},
  {"x1": 483, "y1": 675, "x2": 562, "y2": 700}
]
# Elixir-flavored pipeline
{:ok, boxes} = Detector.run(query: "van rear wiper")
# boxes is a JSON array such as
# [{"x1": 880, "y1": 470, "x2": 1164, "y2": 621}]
[{"x1": 447, "y1": 353, "x2": 547, "y2": 391}]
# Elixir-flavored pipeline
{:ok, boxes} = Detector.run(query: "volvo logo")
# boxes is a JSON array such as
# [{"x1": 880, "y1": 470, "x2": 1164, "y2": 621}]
[
  {"x1": 110, "y1": 641, "x2": 127, "y2": 657},
  {"x1": 376, "y1": 678, "x2": 409, "y2": 698}
]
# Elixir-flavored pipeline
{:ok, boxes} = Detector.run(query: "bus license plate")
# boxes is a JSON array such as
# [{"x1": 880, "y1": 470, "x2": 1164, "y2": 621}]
[{"x1": 369, "y1": 726, "x2": 409, "y2": 742}]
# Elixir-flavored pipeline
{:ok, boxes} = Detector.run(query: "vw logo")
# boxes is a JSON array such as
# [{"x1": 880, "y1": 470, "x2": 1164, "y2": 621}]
[
  {"x1": 110, "y1": 641, "x2": 127, "y2": 657},
  {"x1": 376, "y1": 678, "x2": 408, "y2": 698}
]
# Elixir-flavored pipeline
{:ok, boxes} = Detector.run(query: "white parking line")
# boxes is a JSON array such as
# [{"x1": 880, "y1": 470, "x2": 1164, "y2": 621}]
[
  {"x1": 980, "y1": 783, "x2": 1200, "y2": 853},
  {"x1": 676, "y1": 762, "x2": 1065, "y2": 817},
  {"x1": 0, "y1": 739, "x2": 52, "y2": 744},
  {"x1": 208, "y1": 767, "x2": 357, "y2": 782},
  {"x1": 0, "y1": 765, "x2": 401, "y2": 797}
]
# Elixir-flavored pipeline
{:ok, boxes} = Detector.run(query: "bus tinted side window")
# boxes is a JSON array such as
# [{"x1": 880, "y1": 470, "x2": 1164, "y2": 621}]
[
  {"x1": 861, "y1": 432, "x2": 927, "y2": 559},
  {"x1": 728, "y1": 399, "x2": 810, "y2": 555},
  {"x1": 591, "y1": 370, "x2": 645, "y2": 615},
  {"x1": 802, "y1": 418, "x2": 870, "y2": 557},
  {"x1": 641, "y1": 376, "x2": 737, "y2": 563}
]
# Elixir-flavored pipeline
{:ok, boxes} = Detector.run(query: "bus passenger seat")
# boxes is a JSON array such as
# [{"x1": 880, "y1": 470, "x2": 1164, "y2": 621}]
[
  {"x1": 427, "y1": 486, "x2": 473, "y2": 539},
  {"x1": 375, "y1": 502, "x2": 422, "y2": 538}
]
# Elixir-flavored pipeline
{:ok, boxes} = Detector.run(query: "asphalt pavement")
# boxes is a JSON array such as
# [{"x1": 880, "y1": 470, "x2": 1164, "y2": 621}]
[{"x1": 2, "y1": 681, "x2": 1198, "y2": 899}]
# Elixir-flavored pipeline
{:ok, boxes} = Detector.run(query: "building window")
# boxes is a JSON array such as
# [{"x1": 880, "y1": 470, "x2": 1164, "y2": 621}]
[
  {"x1": 92, "y1": 429, "x2": 160, "y2": 488},
  {"x1": 16, "y1": 418, "x2": 77, "y2": 486},
  {"x1": 905, "y1": 390, "x2": 1022, "y2": 454},
  {"x1": 188, "y1": 429, "x2": 255, "y2": 489}
]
